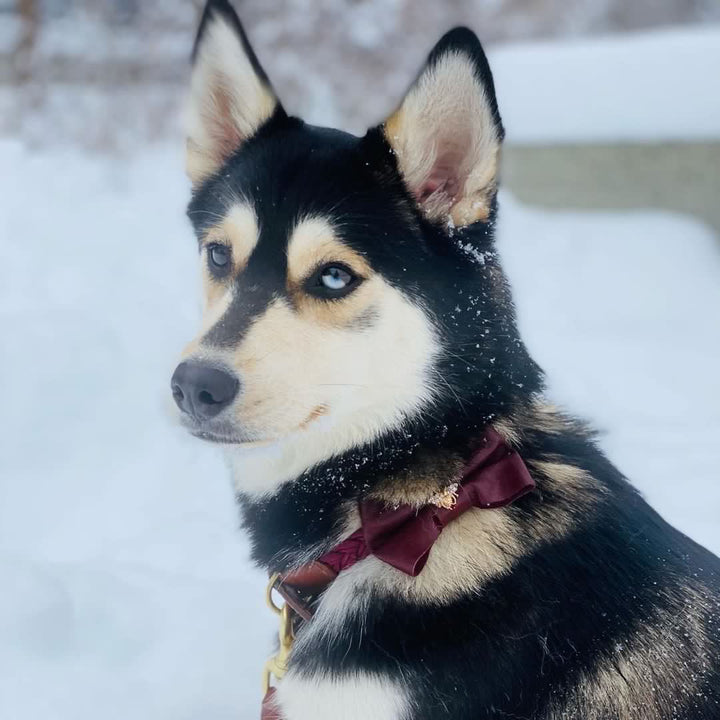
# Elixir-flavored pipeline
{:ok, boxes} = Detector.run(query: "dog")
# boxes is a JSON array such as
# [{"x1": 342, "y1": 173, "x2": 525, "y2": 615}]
[{"x1": 171, "y1": 1, "x2": 720, "y2": 717}]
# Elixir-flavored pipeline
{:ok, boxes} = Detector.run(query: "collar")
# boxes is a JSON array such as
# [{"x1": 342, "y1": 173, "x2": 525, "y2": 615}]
[{"x1": 273, "y1": 428, "x2": 535, "y2": 616}]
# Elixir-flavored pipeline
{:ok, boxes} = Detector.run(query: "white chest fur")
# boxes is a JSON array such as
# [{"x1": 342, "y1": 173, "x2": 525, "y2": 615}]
[{"x1": 274, "y1": 672, "x2": 410, "y2": 720}]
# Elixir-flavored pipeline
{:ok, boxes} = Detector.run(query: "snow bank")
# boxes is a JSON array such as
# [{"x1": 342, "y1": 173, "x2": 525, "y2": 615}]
[
  {"x1": 490, "y1": 27, "x2": 720, "y2": 143},
  {"x1": 0, "y1": 142, "x2": 718, "y2": 718},
  {"x1": 498, "y1": 193, "x2": 720, "y2": 550}
]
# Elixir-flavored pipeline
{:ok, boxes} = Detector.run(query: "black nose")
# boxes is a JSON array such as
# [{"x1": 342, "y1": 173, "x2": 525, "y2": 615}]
[{"x1": 171, "y1": 362, "x2": 239, "y2": 421}]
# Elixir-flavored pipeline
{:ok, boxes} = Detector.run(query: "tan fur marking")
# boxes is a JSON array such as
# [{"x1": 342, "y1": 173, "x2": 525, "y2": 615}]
[
  {"x1": 287, "y1": 217, "x2": 378, "y2": 329},
  {"x1": 201, "y1": 202, "x2": 259, "y2": 276},
  {"x1": 299, "y1": 404, "x2": 329, "y2": 429},
  {"x1": 291, "y1": 280, "x2": 382, "y2": 330},
  {"x1": 494, "y1": 399, "x2": 586, "y2": 447},
  {"x1": 220, "y1": 284, "x2": 437, "y2": 450},
  {"x1": 228, "y1": 296, "x2": 366, "y2": 435},
  {"x1": 371, "y1": 451, "x2": 465, "y2": 509},
  {"x1": 529, "y1": 399, "x2": 569, "y2": 434},
  {"x1": 385, "y1": 506, "x2": 521, "y2": 601},
  {"x1": 286, "y1": 217, "x2": 372, "y2": 285},
  {"x1": 309, "y1": 504, "x2": 523, "y2": 622},
  {"x1": 526, "y1": 458, "x2": 607, "y2": 548},
  {"x1": 530, "y1": 460, "x2": 596, "y2": 495},
  {"x1": 544, "y1": 584, "x2": 715, "y2": 719},
  {"x1": 492, "y1": 416, "x2": 523, "y2": 447}
]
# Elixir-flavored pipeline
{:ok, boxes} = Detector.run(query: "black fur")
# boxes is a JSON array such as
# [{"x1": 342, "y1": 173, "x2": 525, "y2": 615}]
[{"x1": 183, "y1": 4, "x2": 720, "y2": 717}]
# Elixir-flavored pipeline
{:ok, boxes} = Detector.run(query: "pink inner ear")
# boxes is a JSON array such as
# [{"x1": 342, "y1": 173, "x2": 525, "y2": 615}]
[
  {"x1": 208, "y1": 83, "x2": 244, "y2": 162},
  {"x1": 415, "y1": 158, "x2": 461, "y2": 205}
]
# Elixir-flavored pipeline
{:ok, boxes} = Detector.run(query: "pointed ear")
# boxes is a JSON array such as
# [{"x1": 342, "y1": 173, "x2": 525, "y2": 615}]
[
  {"x1": 185, "y1": 0, "x2": 282, "y2": 188},
  {"x1": 382, "y1": 28, "x2": 504, "y2": 227}
]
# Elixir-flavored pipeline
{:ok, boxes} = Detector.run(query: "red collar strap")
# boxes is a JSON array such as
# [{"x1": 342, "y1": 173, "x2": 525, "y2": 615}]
[{"x1": 277, "y1": 428, "x2": 535, "y2": 602}]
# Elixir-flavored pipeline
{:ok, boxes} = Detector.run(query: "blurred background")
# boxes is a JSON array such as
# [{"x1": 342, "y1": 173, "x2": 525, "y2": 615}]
[
  {"x1": 3, "y1": 0, "x2": 720, "y2": 226},
  {"x1": 1, "y1": 2, "x2": 719, "y2": 719}
]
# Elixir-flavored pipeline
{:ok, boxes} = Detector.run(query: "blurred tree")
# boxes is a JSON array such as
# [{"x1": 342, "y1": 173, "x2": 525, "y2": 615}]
[
  {"x1": 2, "y1": 0, "x2": 719, "y2": 147},
  {"x1": 13, "y1": 0, "x2": 37, "y2": 82}
]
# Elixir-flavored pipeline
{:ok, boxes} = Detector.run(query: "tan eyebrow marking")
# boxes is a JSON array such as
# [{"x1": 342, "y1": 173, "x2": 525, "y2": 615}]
[
  {"x1": 286, "y1": 216, "x2": 380, "y2": 329},
  {"x1": 286, "y1": 216, "x2": 371, "y2": 286},
  {"x1": 202, "y1": 202, "x2": 259, "y2": 273}
]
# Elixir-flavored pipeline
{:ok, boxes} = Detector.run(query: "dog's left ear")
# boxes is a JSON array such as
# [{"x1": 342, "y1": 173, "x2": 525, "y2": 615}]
[
  {"x1": 185, "y1": 0, "x2": 283, "y2": 188},
  {"x1": 381, "y1": 28, "x2": 503, "y2": 227}
]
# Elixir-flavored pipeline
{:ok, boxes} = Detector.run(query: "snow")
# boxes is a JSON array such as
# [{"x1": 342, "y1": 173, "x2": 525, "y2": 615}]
[
  {"x1": 0, "y1": 141, "x2": 273, "y2": 720},
  {"x1": 497, "y1": 194, "x2": 720, "y2": 551},
  {"x1": 489, "y1": 26, "x2": 720, "y2": 143},
  {"x1": 1, "y1": 132, "x2": 719, "y2": 720}
]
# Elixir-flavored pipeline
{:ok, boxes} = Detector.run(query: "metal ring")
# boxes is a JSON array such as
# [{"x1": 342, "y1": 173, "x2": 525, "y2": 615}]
[{"x1": 265, "y1": 573, "x2": 283, "y2": 615}]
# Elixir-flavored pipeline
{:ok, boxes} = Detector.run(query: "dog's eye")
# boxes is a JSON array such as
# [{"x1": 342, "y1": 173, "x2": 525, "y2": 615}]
[
  {"x1": 307, "y1": 264, "x2": 360, "y2": 299},
  {"x1": 208, "y1": 243, "x2": 231, "y2": 270},
  {"x1": 321, "y1": 266, "x2": 352, "y2": 290}
]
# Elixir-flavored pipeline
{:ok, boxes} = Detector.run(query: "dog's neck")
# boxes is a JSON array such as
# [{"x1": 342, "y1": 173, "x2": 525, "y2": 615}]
[{"x1": 233, "y1": 399, "x2": 516, "y2": 571}]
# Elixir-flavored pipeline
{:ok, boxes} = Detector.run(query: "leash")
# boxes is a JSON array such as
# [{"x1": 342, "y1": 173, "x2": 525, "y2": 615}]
[{"x1": 258, "y1": 429, "x2": 536, "y2": 718}]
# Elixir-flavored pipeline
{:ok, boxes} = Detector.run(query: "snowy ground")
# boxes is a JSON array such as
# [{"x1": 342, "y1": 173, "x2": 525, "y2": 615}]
[{"x1": 0, "y1": 136, "x2": 718, "y2": 720}]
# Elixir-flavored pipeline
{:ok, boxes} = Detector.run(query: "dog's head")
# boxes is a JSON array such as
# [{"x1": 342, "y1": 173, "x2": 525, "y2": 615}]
[{"x1": 172, "y1": 0, "x2": 539, "y2": 490}]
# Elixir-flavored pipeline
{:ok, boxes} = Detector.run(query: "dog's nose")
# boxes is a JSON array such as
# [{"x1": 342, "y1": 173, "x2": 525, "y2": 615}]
[{"x1": 171, "y1": 362, "x2": 239, "y2": 421}]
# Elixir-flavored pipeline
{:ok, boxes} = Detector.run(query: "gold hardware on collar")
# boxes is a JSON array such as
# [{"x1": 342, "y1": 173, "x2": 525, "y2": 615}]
[
  {"x1": 430, "y1": 482, "x2": 460, "y2": 509},
  {"x1": 263, "y1": 574, "x2": 296, "y2": 693}
]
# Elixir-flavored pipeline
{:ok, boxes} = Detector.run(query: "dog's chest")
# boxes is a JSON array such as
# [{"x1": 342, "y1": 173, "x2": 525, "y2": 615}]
[{"x1": 274, "y1": 672, "x2": 409, "y2": 720}]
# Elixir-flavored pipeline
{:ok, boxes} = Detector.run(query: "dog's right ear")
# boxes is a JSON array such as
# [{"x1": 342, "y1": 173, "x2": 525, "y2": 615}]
[
  {"x1": 377, "y1": 28, "x2": 504, "y2": 227},
  {"x1": 186, "y1": 0, "x2": 283, "y2": 188}
]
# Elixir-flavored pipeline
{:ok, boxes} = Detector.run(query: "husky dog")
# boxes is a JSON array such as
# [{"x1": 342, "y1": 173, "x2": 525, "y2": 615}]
[{"x1": 171, "y1": 1, "x2": 720, "y2": 717}]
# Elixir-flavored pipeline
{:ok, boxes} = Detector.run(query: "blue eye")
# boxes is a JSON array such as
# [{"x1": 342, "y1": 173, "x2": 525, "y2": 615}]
[
  {"x1": 307, "y1": 263, "x2": 361, "y2": 299},
  {"x1": 321, "y1": 266, "x2": 352, "y2": 290},
  {"x1": 208, "y1": 244, "x2": 230, "y2": 269}
]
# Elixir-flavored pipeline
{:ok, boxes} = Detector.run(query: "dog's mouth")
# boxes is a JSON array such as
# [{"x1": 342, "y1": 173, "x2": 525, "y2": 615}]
[
  {"x1": 182, "y1": 404, "x2": 330, "y2": 447},
  {"x1": 190, "y1": 429, "x2": 275, "y2": 447}
]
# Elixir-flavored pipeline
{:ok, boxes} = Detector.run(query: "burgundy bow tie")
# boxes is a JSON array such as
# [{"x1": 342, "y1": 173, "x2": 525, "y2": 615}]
[{"x1": 310, "y1": 428, "x2": 536, "y2": 579}]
